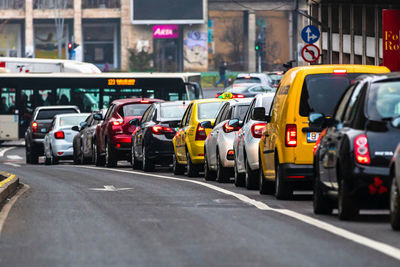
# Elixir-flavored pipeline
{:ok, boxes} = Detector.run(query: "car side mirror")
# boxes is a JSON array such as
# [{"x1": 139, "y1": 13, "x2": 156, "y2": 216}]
[
  {"x1": 309, "y1": 112, "x2": 326, "y2": 127},
  {"x1": 71, "y1": 126, "x2": 79, "y2": 131},
  {"x1": 129, "y1": 118, "x2": 140, "y2": 126},
  {"x1": 79, "y1": 121, "x2": 88, "y2": 130},
  {"x1": 200, "y1": 121, "x2": 213, "y2": 129},
  {"x1": 228, "y1": 118, "x2": 240, "y2": 128},
  {"x1": 391, "y1": 117, "x2": 400, "y2": 128},
  {"x1": 93, "y1": 113, "x2": 102, "y2": 120},
  {"x1": 252, "y1": 107, "x2": 266, "y2": 121}
]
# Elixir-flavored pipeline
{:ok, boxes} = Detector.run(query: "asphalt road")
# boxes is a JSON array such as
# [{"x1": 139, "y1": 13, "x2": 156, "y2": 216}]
[{"x1": 0, "y1": 146, "x2": 400, "y2": 266}]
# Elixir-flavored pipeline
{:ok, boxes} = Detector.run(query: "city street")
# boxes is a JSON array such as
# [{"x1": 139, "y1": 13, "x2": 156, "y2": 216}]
[{"x1": 0, "y1": 146, "x2": 399, "y2": 266}]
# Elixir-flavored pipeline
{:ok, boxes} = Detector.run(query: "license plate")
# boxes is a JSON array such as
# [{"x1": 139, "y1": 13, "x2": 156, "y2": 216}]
[{"x1": 307, "y1": 132, "x2": 320, "y2": 143}]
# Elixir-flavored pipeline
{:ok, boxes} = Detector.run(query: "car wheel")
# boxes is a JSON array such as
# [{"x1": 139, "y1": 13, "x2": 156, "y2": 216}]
[
  {"x1": 173, "y1": 153, "x2": 185, "y2": 175},
  {"x1": 204, "y1": 149, "x2": 216, "y2": 181},
  {"x1": 44, "y1": 150, "x2": 52, "y2": 165},
  {"x1": 259, "y1": 154, "x2": 274, "y2": 195},
  {"x1": 390, "y1": 177, "x2": 400, "y2": 230},
  {"x1": 338, "y1": 178, "x2": 359, "y2": 220},
  {"x1": 105, "y1": 141, "x2": 117, "y2": 168},
  {"x1": 274, "y1": 160, "x2": 292, "y2": 200},
  {"x1": 80, "y1": 146, "x2": 87, "y2": 164},
  {"x1": 216, "y1": 150, "x2": 230, "y2": 183},
  {"x1": 94, "y1": 142, "x2": 105, "y2": 166},
  {"x1": 313, "y1": 162, "x2": 333, "y2": 214},
  {"x1": 28, "y1": 144, "x2": 39, "y2": 165},
  {"x1": 25, "y1": 146, "x2": 31, "y2": 164},
  {"x1": 186, "y1": 150, "x2": 199, "y2": 177},
  {"x1": 245, "y1": 159, "x2": 258, "y2": 190},
  {"x1": 234, "y1": 161, "x2": 245, "y2": 187},
  {"x1": 73, "y1": 146, "x2": 81, "y2": 165},
  {"x1": 131, "y1": 145, "x2": 141, "y2": 170},
  {"x1": 142, "y1": 145, "x2": 154, "y2": 172}
]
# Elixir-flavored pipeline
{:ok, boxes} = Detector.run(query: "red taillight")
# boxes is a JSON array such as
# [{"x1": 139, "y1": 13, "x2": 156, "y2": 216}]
[
  {"x1": 285, "y1": 124, "x2": 297, "y2": 147},
  {"x1": 333, "y1": 69, "x2": 347, "y2": 74},
  {"x1": 151, "y1": 125, "x2": 175, "y2": 135},
  {"x1": 223, "y1": 122, "x2": 240, "y2": 133},
  {"x1": 54, "y1": 131, "x2": 64, "y2": 139},
  {"x1": 195, "y1": 123, "x2": 207, "y2": 141},
  {"x1": 251, "y1": 123, "x2": 266, "y2": 138},
  {"x1": 112, "y1": 119, "x2": 123, "y2": 126},
  {"x1": 140, "y1": 100, "x2": 150, "y2": 103},
  {"x1": 32, "y1": 121, "x2": 38, "y2": 133},
  {"x1": 354, "y1": 134, "x2": 370, "y2": 165},
  {"x1": 233, "y1": 94, "x2": 245, "y2": 98}
]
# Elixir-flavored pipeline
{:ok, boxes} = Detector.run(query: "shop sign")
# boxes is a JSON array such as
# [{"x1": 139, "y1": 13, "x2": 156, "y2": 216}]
[
  {"x1": 153, "y1": 25, "x2": 179, "y2": 39},
  {"x1": 382, "y1": 10, "x2": 400, "y2": 71}
]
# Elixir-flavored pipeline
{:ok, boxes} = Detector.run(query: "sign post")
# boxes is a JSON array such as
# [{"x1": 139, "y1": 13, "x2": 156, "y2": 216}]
[{"x1": 382, "y1": 10, "x2": 400, "y2": 71}]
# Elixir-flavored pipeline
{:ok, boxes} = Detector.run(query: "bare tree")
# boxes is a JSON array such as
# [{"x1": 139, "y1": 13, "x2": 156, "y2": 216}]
[
  {"x1": 221, "y1": 18, "x2": 244, "y2": 69},
  {"x1": 53, "y1": 0, "x2": 69, "y2": 59}
]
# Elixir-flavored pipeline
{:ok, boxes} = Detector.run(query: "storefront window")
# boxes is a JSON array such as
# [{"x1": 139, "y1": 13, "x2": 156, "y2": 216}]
[
  {"x1": 0, "y1": 24, "x2": 21, "y2": 57},
  {"x1": 34, "y1": 24, "x2": 69, "y2": 59}
]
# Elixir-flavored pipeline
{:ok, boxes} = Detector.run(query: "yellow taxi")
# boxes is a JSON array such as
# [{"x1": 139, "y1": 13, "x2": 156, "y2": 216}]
[
  {"x1": 258, "y1": 64, "x2": 390, "y2": 199},
  {"x1": 173, "y1": 98, "x2": 226, "y2": 177}
]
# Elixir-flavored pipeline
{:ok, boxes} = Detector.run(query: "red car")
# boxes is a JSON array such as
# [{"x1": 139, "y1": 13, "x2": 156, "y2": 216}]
[{"x1": 94, "y1": 98, "x2": 164, "y2": 167}]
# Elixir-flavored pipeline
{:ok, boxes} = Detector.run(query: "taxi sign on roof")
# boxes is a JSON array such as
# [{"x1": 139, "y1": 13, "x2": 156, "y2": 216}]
[{"x1": 218, "y1": 92, "x2": 233, "y2": 99}]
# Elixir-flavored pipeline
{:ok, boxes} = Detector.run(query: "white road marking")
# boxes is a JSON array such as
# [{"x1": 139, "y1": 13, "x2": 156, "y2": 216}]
[
  {"x1": 89, "y1": 185, "x2": 133, "y2": 191},
  {"x1": 6, "y1": 155, "x2": 22, "y2": 160},
  {"x1": 3, "y1": 162, "x2": 21, "y2": 167},
  {"x1": 77, "y1": 165, "x2": 400, "y2": 261},
  {"x1": 0, "y1": 147, "x2": 15, "y2": 157}
]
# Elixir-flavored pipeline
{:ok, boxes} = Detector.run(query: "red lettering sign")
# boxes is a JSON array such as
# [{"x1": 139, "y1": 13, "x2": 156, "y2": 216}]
[{"x1": 383, "y1": 10, "x2": 400, "y2": 71}]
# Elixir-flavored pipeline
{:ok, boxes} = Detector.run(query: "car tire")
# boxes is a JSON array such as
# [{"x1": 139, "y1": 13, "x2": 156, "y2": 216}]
[
  {"x1": 131, "y1": 145, "x2": 141, "y2": 170},
  {"x1": 274, "y1": 160, "x2": 292, "y2": 200},
  {"x1": 245, "y1": 159, "x2": 258, "y2": 190},
  {"x1": 216, "y1": 150, "x2": 230, "y2": 183},
  {"x1": 259, "y1": 155, "x2": 274, "y2": 195},
  {"x1": 204, "y1": 149, "x2": 216, "y2": 181},
  {"x1": 390, "y1": 177, "x2": 400, "y2": 230},
  {"x1": 93, "y1": 142, "x2": 104, "y2": 166},
  {"x1": 313, "y1": 162, "x2": 333, "y2": 214},
  {"x1": 338, "y1": 178, "x2": 359, "y2": 220},
  {"x1": 25, "y1": 145, "x2": 31, "y2": 164},
  {"x1": 73, "y1": 147, "x2": 81, "y2": 165},
  {"x1": 105, "y1": 141, "x2": 117, "y2": 168},
  {"x1": 186, "y1": 150, "x2": 199, "y2": 177},
  {"x1": 80, "y1": 146, "x2": 88, "y2": 165},
  {"x1": 27, "y1": 145, "x2": 39, "y2": 165},
  {"x1": 234, "y1": 161, "x2": 245, "y2": 187},
  {"x1": 44, "y1": 151, "x2": 52, "y2": 165},
  {"x1": 173, "y1": 154, "x2": 185, "y2": 175},
  {"x1": 142, "y1": 145, "x2": 154, "y2": 172}
]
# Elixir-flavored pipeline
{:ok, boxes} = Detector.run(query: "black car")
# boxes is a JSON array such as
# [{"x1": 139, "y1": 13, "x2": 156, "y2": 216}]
[
  {"x1": 72, "y1": 109, "x2": 106, "y2": 164},
  {"x1": 215, "y1": 84, "x2": 273, "y2": 98},
  {"x1": 312, "y1": 73, "x2": 400, "y2": 220},
  {"x1": 131, "y1": 101, "x2": 189, "y2": 171}
]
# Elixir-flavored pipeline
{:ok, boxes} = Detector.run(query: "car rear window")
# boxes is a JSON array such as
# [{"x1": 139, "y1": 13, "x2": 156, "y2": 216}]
[
  {"x1": 160, "y1": 104, "x2": 188, "y2": 120},
  {"x1": 367, "y1": 81, "x2": 400, "y2": 120},
  {"x1": 119, "y1": 103, "x2": 151, "y2": 117},
  {"x1": 198, "y1": 102, "x2": 224, "y2": 120},
  {"x1": 59, "y1": 115, "x2": 88, "y2": 127},
  {"x1": 299, "y1": 73, "x2": 362, "y2": 117},
  {"x1": 262, "y1": 96, "x2": 274, "y2": 115},
  {"x1": 36, "y1": 108, "x2": 78, "y2": 120},
  {"x1": 234, "y1": 77, "x2": 261, "y2": 84},
  {"x1": 234, "y1": 105, "x2": 250, "y2": 120}
]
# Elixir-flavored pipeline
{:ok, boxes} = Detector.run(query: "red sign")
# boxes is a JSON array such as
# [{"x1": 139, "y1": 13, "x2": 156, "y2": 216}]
[
  {"x1": 153, "y1": 25, "x2": 179, "y2": 39},
  {"x1": 382, "y1": 10, "x2": 400, "y2": 71},
  {"x1": 301, "y1": 44, "x2": 320, "y2": 63}
]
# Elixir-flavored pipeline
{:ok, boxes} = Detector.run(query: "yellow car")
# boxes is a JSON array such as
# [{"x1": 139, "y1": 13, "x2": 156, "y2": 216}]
[
  {"x1": 173, "y1": 98, "x2": 226, "y2": 177},
  {"x1": 258, "y1": 64, "x2": 390, "y2": 199}
]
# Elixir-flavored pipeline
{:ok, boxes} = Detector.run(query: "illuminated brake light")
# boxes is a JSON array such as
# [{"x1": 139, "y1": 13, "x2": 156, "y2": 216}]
[
  {"x1": 244, "y1": 75, "x2": 251, "y2": 79},
  {"x1": 251, "y1": 123, "x2": 266, "y2": 138},
  {"x1": 223, "y1": 122, "x2": 240, "y2": 133},
  {"x1": 151, "y1": 125, "x2": 174, "y2": 135},
  {"x1": 195, "y1": 123, "x2": 207, "y2": 141},
  {"x1": 140, "y1": 100, "x2": 150, "y2": 103},
  {"x1": 285, "y1": 124, "x2": 297, "y2": 147},
  {"x1": 112, "y1": 119, "x2": 123, "y2": 126},
  {"x1": 333, "y1": 69, "x2": 347, "y2": 74},
  {"x1": 32, "y1": 121, "x2": 38, "y2": 133},
  {"x1": 354, "y1": 134, "x2": 370, "y2": 165},
  {"x1": 54, "y1": 131, "x2": 64, "y2": 139},
  {"x1": 233, "y1": 94, "x2": 245, "y2": 98}
]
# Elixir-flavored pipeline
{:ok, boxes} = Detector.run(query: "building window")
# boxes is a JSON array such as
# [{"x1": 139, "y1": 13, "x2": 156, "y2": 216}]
[
  {"x1": 0, "y1": 24, "x2": 22, "y2": 57},
  {"x1": 34, "y1": 24, "x2": 69, "y2": 59},
  {"x1": 83, "y1": 24, "x2": 118, "y2": 70}
]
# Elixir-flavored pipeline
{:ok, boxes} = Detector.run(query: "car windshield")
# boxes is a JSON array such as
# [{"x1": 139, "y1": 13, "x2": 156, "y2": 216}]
[
  {"x1": 59, "y1": 115, "x2": 88, "y2": 126},
  {"x1": 160, "y1": 104, "x2": 188, "y2": 120},
  {"x1": 36, "y1": 108, "x2": 78, "y2": 120},
  {"x1": 234, "y1": 104, "x2": 250, "y2": 120},
  {"x1": 198, "y1": 102, "x2": 224, "y2": 120},
  {"x1": 121, "y1": 103, "x2": 151, "y2": 117},
  {"x1": 299, "y1": 73, "x2": 362, "y2": 117},
  {"x1": 367, "y1": 81, "x2": 400, "y2": 120},
  {"x1": 233, "y1": 77, "x2": 261, "y2": 84},
  {"x1": 225, "y1": 85, "x2": 251, "y2": 94}
]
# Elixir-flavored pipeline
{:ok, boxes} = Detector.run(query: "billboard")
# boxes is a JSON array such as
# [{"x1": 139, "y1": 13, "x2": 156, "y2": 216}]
[
  {"x1": 382, "y1": 9, "x2": 400, "y2": 71},
  {"x1": 131, "y1": 0, "x2": 205, "y2": 24}
]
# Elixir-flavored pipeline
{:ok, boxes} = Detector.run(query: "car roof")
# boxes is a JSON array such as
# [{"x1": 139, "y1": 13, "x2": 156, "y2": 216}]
[
  {"x1": 110, "y1": 98, "x2": 164, "y2": 105},
  {"x1": 352, "y1": 72, "x2": 400, "y2": 83},
  {"x1": 191, "y1": 98, "x2": 226, "y2": 104},
  {"x1": 36, "y1": 105, "x2": 79, "y2": 110},
  {"x1": 287, "y1": 64, "x2": 389, "y2": 76},
  {"x1": 228, "y1": 98, "x2": 253, "y2": 105},
  {"x1": 54, "y1": 113, "x2": 90, "y2": 119},
  {"x1": 237, "y1": 73, "x2": 267, "y2": 78},
  {"x1": 159, "y1": 100, "x2": 189, "y2": 107}
]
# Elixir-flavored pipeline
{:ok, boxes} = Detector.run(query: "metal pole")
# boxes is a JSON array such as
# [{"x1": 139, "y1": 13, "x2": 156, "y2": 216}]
[
  {"x1": 293, "y1": 0, "x2": 299, "y2": 66},
  {"x1": 258, "y1": 53, "x2": 262, "y2": 72}
]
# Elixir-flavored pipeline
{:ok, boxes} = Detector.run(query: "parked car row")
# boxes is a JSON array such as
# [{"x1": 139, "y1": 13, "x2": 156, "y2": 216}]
[{"x1": 27, "y1": 64, "x2": 400, "y2": 231}]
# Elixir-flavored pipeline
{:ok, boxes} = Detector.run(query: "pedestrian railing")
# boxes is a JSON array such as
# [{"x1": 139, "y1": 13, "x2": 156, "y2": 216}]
[
  {"x1": 0, "y1": 0, "x2": 24, "y2": 9},
  {"x1": 82, "y1": 0, "x2": 120, "y2": 8}
]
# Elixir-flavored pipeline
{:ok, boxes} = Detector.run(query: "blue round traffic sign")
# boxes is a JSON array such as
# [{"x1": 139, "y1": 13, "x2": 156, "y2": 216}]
[{"x1": 301, "y1": 25, "x2": 320, "y2": 44}]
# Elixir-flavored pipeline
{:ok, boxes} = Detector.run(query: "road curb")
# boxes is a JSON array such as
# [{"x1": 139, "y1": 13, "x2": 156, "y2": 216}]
[{"x1": 0, "y1": 171, "x2": 20, "y2": 205}]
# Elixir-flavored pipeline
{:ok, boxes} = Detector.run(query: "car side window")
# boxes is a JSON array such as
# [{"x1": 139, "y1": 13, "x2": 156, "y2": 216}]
[
  {"x1": 184, "y1": 104, "x2": 194, "y2": 126},
  {"x1": 141, "y1": 106, "x2": 151, "y2": 123},
  {"x1": 334, "y1": 84, "x2": 357, "y2": 122},
  {"x1": 180, "y1": 104, "x2": 191, "y2": 127},
  {"x1": 215, "y1": 103, "x2": 228, "y2": 125},
  {"x1": 343, "y1": 83, "x2": 366, "y2": 124},
  {"x1": 244, "y1": 99, "x2": 256, "y2": 123},
  {"x1": 104, "y1": 105, "x2": 114, "y2": 119},
  {"x1": 226, "y1": 106, "x2": 233, "y2": 120}
]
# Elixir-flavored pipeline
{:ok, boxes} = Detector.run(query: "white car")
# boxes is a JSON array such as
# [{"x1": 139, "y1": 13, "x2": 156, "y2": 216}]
[
  {"x1": 203, "y1": 98, "x2": 251, "y2": 183},
  {"x1": 233, "y1": 73, "x2": 273, "y2": 88},
  {"x1": 233, "y1": 93, "x2": 275, "y2": 189},
  {"x1": 44, "y1": 113, "x2": 90, "y2": 165}
]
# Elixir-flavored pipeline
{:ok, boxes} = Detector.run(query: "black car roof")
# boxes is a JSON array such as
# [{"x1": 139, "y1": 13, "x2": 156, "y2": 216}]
[{"x1": 353, "y1": 72, "x2": 400, "y2": 84}]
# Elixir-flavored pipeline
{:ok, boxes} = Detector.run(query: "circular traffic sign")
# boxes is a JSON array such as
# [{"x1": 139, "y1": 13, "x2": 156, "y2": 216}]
[
  {"x1": 301, "y1": 25, "x2": 320, "y2": 44},
  {"x1": 301, "y1": 44, "x2": 320, "y2": 63}
]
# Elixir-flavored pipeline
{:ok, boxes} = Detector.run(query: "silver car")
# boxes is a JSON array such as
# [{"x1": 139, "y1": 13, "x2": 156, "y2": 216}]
[
  {"x1": 44, "y1": 113, "x2": 90, "y2": 165},
  {"x1": 233, "y1": 93, "x2": 275, "y2": 189},
  {"x1": 203, "y1": 98, "x2": 251, "y2": 183}
]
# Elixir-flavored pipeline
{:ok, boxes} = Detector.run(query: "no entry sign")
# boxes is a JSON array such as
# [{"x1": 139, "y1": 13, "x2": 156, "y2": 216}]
[{"x1": 301, "y1": 44, "x2": 320, "y2": 63}]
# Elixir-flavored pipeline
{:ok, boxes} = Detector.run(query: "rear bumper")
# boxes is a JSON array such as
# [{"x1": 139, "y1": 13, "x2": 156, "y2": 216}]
[
  {"x1": 189, "y1": 141, "x2": 205, "y2": 164},
  {"x1": 111, "y1": 134, "x2": 132, "y2": 148},
  {"x1": 52, "y1": 141, "x2": 74, "y2": 158},
  {"x1": 280, "y1": 163, "x2": 314, "y2": 187},
  {"x1": 351, "y1": 165, "x2": 390, "y2": 201},
  {"x1": 145, "y1": 137, "x2": 174, "y2": 164}
]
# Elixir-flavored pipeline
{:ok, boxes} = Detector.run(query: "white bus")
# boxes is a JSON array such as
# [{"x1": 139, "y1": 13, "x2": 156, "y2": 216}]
[
  {"x1": 0, "y1": 57, "x2": 101, "y2": 74},
  {"x1": 0, "y1": 72, "x2": 203, "y2": 142}
]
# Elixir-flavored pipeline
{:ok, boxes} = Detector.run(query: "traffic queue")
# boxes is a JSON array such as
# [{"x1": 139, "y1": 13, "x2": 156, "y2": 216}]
[{"x1": 26, "y1": 64, "x2": 400, "y2": 231}]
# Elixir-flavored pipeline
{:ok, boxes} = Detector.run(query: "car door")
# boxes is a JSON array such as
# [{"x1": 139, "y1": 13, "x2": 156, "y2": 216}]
[
  {"x1": 237, "y1": 99, "x2": 255, "y2": 172},
  {"x1": 176, "y1": 104, "x2": 193, "y2": 162},
  {"x1": 209, "y1": 103, "x2": 229, "y2": 166},
  {"x1": 99, "y1": 105, "x2": 115, "y2": 153},
  {"x1": 136, "y1": 105, "x2": 154, "y2": 159},
  {"x1": 81, "y1": 116, "x2": 92, "y2": 157}
]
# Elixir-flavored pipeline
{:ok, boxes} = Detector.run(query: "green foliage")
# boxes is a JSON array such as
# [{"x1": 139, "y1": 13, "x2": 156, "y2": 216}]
[{"x1": 128, "y1": 49, "x2": 155, "y2": 72}]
